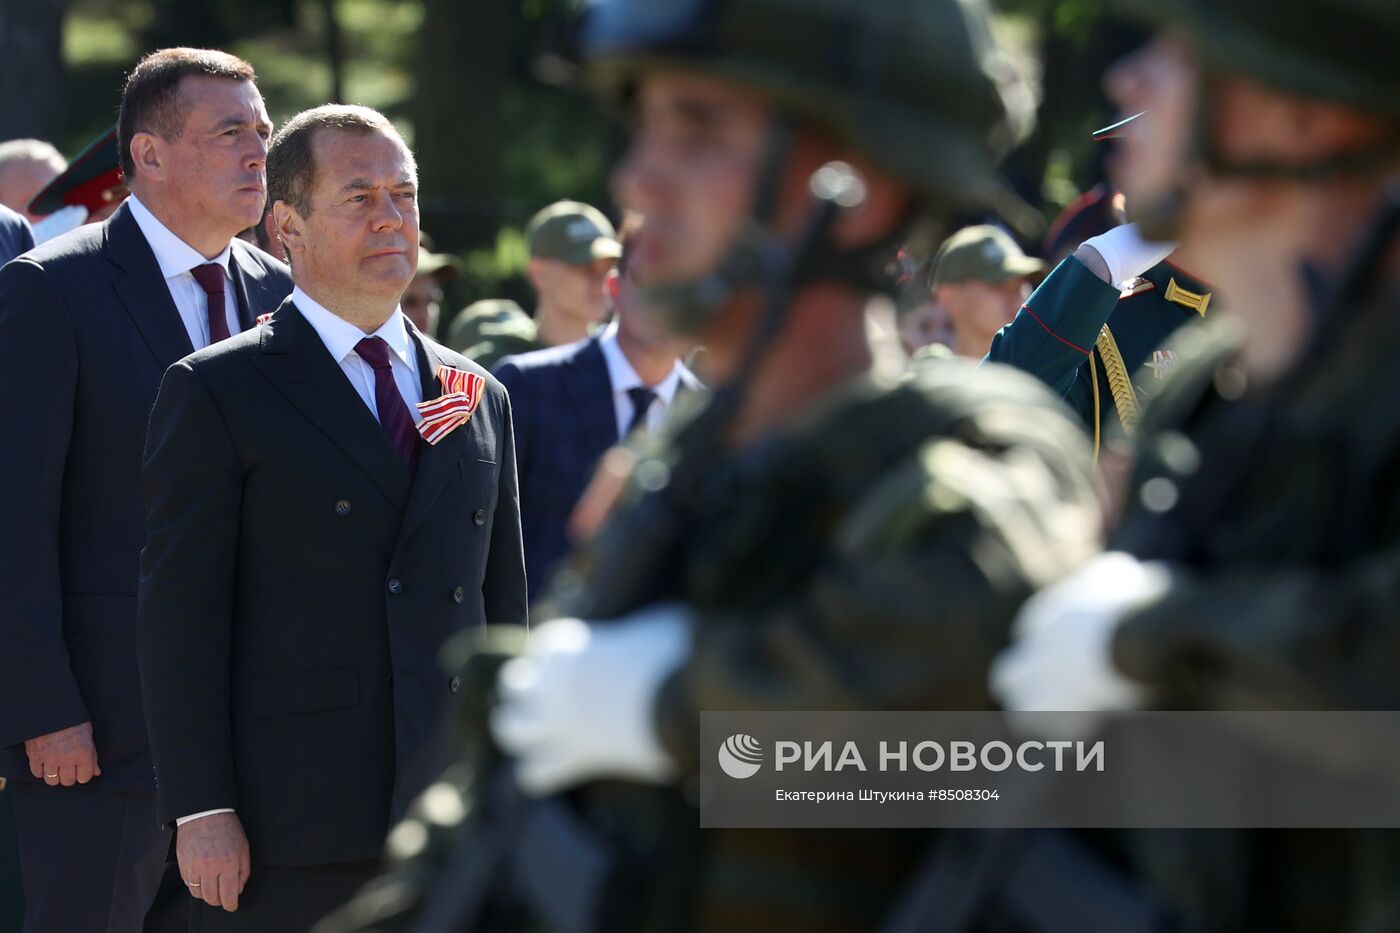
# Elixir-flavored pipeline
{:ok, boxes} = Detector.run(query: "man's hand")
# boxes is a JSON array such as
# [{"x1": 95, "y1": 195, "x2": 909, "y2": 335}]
[
  {"x1": 25, "y1": 721, "x2": 100, "y2": 787},
  {"x1": 176, "y1": 812, "x2": 250, "y2": 912}
]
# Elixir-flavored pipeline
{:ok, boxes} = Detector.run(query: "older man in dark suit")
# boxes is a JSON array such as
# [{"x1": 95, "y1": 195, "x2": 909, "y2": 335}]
[
  {"x1": 0, "y1": 49, "x2": 292, "y2": 933},
  {"x1": 495, "y1": 247, "x2": 700, "y2": 600},
  {"x1": 138, "y1": 104, "x2": 527, "y2": 932}
]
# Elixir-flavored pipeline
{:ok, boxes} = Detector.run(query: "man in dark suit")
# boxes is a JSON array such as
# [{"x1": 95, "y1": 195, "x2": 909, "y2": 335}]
[
  {"x1": 495, "y1": 246, "x2": 700, "y2": 599},
  {"x1": 0, "y1": 49, "x2": 292, "y2": 933},
  {"x1": 138, "y1": 104, "x2": 527, "y2": 931}
]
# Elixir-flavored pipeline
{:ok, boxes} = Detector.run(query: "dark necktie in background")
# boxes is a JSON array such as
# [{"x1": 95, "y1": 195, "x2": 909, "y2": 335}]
[
  {"x1": 355, "y1": 336, "x2": 422, "y2": 474},
  {"x1": 626, "y1": 385, "x2": 657, "y2": 438},
  {"x1": 190, "y1": 263, "x2": 232, "y2": 344}
]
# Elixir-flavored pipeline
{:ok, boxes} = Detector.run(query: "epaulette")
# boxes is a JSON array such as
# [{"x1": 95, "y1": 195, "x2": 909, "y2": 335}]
[{"x1": 1118, "y1": 277, "x2": 1156, "y2": 300}]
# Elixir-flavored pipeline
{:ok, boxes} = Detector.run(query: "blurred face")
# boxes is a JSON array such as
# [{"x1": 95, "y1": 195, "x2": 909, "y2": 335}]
[
  {"x1": 530, "y1": 256, "x2": 614, "y2": 326},
  {"x1": 612, "y1": 71, "x2": 769, "y2": 290},
  {"x1": 898, "y1": 298, "x2": 955, "y2": 353},
  {"x1": 0, "y1": 158, "x2": 63, "y2": 222},
  {"x1": 940, "y1": 277, "x2": 1030, "y2": 356},
  {"x1": 401, "y1": 273, "x2": 443, "y2": 334},
  {"x1": 1103, "y1": 37, "x2": 1199, "y2": 220},
  {"x1": 138, "y1": 76, "x2": 272, "y2": 235},
  {"x1": 611, "y1": 264, "x2": 691, "y2": 357},
  {"x1": 278, "y1": 128, "x2": 419, "y2": 313}
]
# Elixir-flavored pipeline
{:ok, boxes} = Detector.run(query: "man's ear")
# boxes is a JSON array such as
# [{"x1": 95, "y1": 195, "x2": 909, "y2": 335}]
[
  {"x1": 273, "y1": 201, "x2": 305, "y2": 258},
  {"x1": 128, "y1": 133, "x2": 165, "y2": 185}
]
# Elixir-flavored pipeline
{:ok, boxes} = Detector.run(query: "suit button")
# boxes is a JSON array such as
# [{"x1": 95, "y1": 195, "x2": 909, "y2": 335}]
[
  {"x1": 452, "y1": 586, "x2": 465, "y2": 604},
  {"x1": 449, "y1": 676, "x2": 461, "y2": 694},
  {"x1": 387, "y1": 578, "x2": 403, "y2": 595},
  {"x1": 473, "y1": 509, "x2": 487, "y2": 526},
  {"x1": 334, "y1": 499, "x2": 352, "y2": 517}
]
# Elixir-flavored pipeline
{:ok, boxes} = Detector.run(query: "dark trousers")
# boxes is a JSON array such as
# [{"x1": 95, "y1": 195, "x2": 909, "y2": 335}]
[
  {"x1": 9, "y1": 783, "x2": 169, "y2": 933},
  {"x1": 188, "y1": 861, "x2": 378, "y2": 933}
]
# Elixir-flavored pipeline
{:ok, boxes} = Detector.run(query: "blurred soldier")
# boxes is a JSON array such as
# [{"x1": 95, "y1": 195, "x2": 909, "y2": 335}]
[
  {"x1": 446, "y1": 298, "x2": 541, "y2": 368},
  {"x1": 25, "y1": 126, "x2": 129, "y2": 243},
  {"x1": 319, "y1": 1, "x2": 1101, "y2": 932},
  {"x1": 524, "y1": 199, "x2": 621, "y2": 346},
  {"x1": 400, "y1": 232, "x2": 460, "y2": 337},
  {"x1": 0, "y1": 138, "x2": 66, "y2": 223},
  {"x1": 994, "y1": 0, "x2": 1400, "y2": 929},
  {"x1": 931, "y1": 224, "x2": 1043, "y2": 358}
]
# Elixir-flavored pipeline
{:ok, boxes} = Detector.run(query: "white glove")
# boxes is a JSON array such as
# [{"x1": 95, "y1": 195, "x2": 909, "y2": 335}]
[
  {"x1": 990, "y1": 552, "x2": 1172, "y2": 713},
  {"x1": 1080, "y1": 223, "x2": 1178, "y2": 287},
  {"x1": 30, "y1": 205, "x2": 89, "y2": 245},
  {"x1": 490, "y1": 603, "x2": 695, "y2": 796}
]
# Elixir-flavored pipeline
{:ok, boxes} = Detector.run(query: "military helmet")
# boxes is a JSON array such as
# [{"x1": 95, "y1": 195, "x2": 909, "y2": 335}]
[
  {"x1": 581, "y1": 0, "x2": 1038, "y2": 222},
  {"x1": 1114, "y1": 0, "x2": 1400, "y2": 120}
]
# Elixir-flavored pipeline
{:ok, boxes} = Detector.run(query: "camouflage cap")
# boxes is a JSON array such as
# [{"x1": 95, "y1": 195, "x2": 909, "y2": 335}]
[
  {"x1": 525, "y1": 200, "x2": 622, "y2": 265},
  {"x1": 445, "y1": 298, "x2": 533, "y2": 352},
  {"x1": 1113, "y1": 0, "x2": 1400, "y2": 120},
  {"x1": 931, "y1": 225, "x2": 1043, "y2": 288}
]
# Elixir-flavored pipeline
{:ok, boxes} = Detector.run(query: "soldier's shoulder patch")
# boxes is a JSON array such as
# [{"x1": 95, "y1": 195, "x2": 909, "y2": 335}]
[{"x1": 1118, "y1": 277, "x2": 1156, "y2": 300}]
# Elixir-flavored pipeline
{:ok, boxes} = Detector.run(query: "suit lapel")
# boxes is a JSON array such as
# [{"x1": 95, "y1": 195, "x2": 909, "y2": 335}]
[
  {"x1": 395, "y1": 331, "x2": 470, "y2": 550},
  {"x1": 251, "y1": 299, "x2": 413, "y2": 510},
  {"x1": 564, "y1": 339, "x2": 621, "y2": 457},
  {"x1": 228, "y1": 247, "x2": 260, "y2": 332},
  {"x1": 106, "y1": 204, "x2": 195, "y2": 367}
]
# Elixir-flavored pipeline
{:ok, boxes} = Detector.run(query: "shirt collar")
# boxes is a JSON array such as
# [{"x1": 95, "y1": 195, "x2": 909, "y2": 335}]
[
  {"x1": 127, "y1": 194, "x2": 232, "y2": 281},
  {"x1": 598, "y1": 320, "x2": 683, "y2": 405},
  {"x1": 292, "y1": 285, "x2": 417, "y2": 372}
]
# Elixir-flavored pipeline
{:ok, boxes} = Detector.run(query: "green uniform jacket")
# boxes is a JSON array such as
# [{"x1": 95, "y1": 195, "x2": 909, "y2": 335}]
[
  {"x1": 985, "y1": 256, "x2": 1214, "y2": 453},
  {"x1": 1105, "y1": 268, "x2": 1400, "y2": 932}
]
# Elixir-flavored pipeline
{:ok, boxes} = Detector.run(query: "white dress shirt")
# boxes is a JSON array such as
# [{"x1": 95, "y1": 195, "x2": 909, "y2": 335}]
[
  {"x1": 292, "y1": 286, "x2": 423, "y2": 421},
  {"x1": 175, "y1": 291, "x2": 423, "y2": 829},
  {"x1": 597, "y1": 321, "x2": 687, "y2": 440},
  {"x1": 126, "y1": 195, "x2": 241, "y2": 350}
]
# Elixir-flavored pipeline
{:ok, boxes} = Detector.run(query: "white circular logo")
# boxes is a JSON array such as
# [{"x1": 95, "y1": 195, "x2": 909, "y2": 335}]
[{"x1": 718, "y1": 733, "x2": 763, "y2": 779}]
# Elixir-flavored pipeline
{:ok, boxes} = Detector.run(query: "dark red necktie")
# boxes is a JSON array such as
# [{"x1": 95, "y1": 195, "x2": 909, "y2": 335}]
[
  {"x1": 354, "y1": 336, "x2": 421, "y2": 474},
  {"x1": 190, "y1": 263, "x2": 232, "y2": 345}
]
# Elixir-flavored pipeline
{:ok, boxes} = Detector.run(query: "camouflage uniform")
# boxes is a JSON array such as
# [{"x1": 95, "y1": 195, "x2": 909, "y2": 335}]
[
  {"x1": 1003, "y1": 0, "x2": 1400, "y2": 928},
  {"x1": 318, "y1": 1, "x2": 1103, "y2": 930}
]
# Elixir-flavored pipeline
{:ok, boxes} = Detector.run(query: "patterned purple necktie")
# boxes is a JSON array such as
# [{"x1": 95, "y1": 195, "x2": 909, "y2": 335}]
[
  {"x1": 354, "y1": 336, "x2": 421, "y2": 474},
  {"x1": 190, "y1": 263, "x2": 232, "y2": 344}
]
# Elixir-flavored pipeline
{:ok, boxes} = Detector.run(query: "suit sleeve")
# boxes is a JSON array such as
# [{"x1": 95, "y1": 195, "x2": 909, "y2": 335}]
[
  {"x1": 0, "y1": 258, "x2": 90, "y2": 748},
  {"x1": 481, "y1": 384, "x2": 528, "y2": 627},
  {"x1": 983, "y1": 256, "x2": 1121, "y2": 398},
  {"x1": 491, "y1": 359, "x2": 529, "y2": 474},
  {"x1": 138, "y1": 361, "x2": 243, "y2": 825}
]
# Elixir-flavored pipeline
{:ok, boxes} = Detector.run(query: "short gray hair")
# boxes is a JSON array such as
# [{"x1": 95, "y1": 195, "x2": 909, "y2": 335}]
[{"x1": 266, "y1": 104, "x2": 414, "y2": 218}]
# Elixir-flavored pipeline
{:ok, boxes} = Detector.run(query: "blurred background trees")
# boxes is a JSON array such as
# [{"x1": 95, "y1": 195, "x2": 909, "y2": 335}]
[{"x1": 0, "y1": 0, "x2": 1146, "y2": 314}]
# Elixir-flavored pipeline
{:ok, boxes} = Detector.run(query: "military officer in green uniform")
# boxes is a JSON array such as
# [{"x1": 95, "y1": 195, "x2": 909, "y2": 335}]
[
  {"x1": 994, "y1": 0, "x2": 1400, "y2": 929},
  {"x1": 317, "y1": 1, "x2": 1104, "y2": 932},
  {"x1": 985, "y1": 114, "x2": 1217, "y2": 457}
]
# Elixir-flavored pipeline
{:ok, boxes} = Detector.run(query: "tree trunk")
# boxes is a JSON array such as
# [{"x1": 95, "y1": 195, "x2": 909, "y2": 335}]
[
  {"x1": 0, "y1": 0, "x2": 69, "y2": 141},
  {"x1": 413, "y1": 0, "x2": 507, "y2": 252}
]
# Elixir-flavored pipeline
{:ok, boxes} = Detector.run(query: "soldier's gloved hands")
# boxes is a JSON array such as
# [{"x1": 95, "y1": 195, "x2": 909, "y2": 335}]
[
  {"x1": 1079, "y1": 223, "x2": 1177, "y2": 286},
  {"x1": 490, "y1": 603, "x2": 695, "y2": 796},
  {"x1": 30, "y1": 205, "x2": 88, "y2": 245},
  {"x1": 990, "y1": 553, "x2": 1171, "y2": 712}
]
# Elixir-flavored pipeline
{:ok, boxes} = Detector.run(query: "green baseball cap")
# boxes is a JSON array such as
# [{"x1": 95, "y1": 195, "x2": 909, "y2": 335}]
[
  {"x1": 930, "y1": 225, "x2": 1044, "y2": 288},
  {"x1": 525, "y1": 200, "x2": 622, "y2": 265}
]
